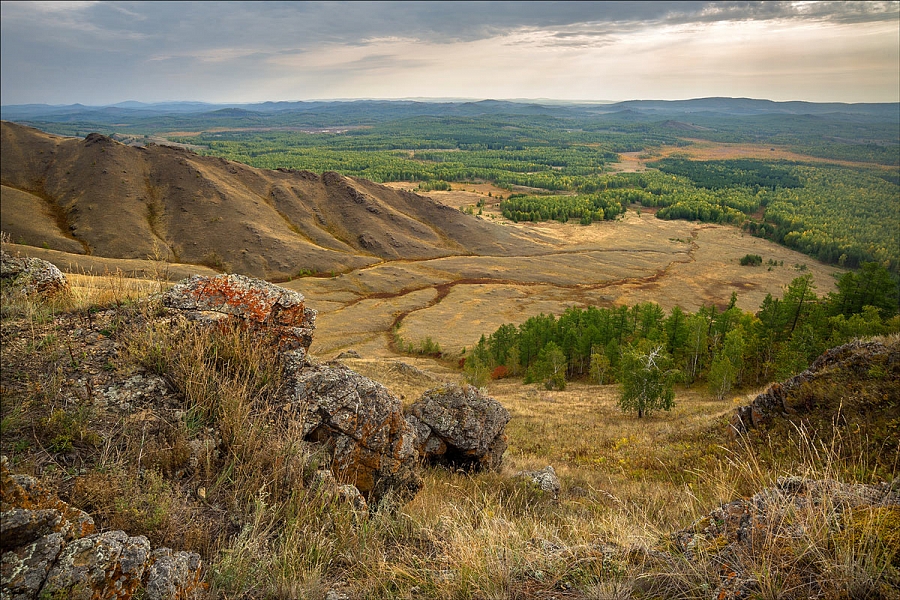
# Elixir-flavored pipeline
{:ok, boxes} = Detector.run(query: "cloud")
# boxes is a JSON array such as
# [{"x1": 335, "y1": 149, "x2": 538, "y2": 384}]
[{"x1": 1, "y1": 1, "x2": 897, "y2": 104}]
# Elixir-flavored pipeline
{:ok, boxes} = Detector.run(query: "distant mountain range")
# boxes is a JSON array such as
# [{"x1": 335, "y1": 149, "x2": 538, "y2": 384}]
[{"x1": 3, "y1": 97, "x2": 897, "y2": 126}]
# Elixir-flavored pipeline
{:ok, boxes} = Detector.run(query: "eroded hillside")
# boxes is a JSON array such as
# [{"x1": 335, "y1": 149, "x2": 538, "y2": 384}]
[{"x1": 0, "y1": 121, "x2": 547, "y2": 280}]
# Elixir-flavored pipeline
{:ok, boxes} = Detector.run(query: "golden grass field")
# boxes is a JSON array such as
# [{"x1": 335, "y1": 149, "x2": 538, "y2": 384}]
[
  {"x1": 275, "y1": 207, "x2": 840, "y2": 360},
  {"x1": 3, "y1": 201, "x2": 893, "y2": 599},
  {"x1": 609, "y1": 140, "x2": 900, "y2": 172}
]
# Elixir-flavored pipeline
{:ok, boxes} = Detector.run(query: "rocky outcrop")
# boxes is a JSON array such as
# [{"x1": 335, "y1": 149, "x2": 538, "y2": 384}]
[
  {"x1": 405, "y1": 384, "x2": 510, "y2": 471},
  {"x1": 160, "y1": 274, "x2": 430, "y2": 506},
  {"x1": 0, "y1": 457, "x2": 204, "y2": 600},
  {"x1": 285, "y1": 363, "x2": 422, "y2": 505},
  {"x1": 0, "y1": 249, "x2": 69, "y2": 297},
  {"x1": 673, "y1": 477, "x2": 900, "y2": 600},
  {"x1": 732, "y1": 338, "x2": 899, "y2": 435},
  {"x1": 163, "y1": 273, "x2": 316, "y2": 358}
]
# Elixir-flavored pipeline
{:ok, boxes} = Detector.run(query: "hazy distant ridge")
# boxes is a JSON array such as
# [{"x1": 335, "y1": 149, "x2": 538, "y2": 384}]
[{"x1": 3, "y1": 97, "x2": 897, "y2": 125}]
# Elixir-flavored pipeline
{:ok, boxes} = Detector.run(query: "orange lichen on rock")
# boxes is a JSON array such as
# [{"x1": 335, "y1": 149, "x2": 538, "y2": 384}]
[{"x1": 163, "y1": 274, "x2": 316, "y2": 353}]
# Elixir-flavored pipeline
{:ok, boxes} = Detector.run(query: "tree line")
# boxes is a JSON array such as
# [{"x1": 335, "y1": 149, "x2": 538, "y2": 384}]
[
  {"x1": 167, "y1": 128, "x2": 898, "y2": 273},
  {"x1": 463, "y1": 264, "x2": 900, "y2": 402}
]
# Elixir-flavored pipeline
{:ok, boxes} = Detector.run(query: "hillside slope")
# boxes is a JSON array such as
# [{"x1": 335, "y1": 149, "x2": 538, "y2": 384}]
[{"x1": 0, "y1": 121, "x2": 545, "y2": 279}]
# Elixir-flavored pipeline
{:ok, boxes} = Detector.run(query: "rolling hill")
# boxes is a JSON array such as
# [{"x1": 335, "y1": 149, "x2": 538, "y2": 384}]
[{"x1": 0, "y1": 121, "x2": 547, "y2": 280}]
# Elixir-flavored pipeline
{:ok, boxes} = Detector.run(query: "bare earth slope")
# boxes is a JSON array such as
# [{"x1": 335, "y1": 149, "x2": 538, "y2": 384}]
[{"x1": 0, "y1": 121, "x2": 546, "y2": 279}]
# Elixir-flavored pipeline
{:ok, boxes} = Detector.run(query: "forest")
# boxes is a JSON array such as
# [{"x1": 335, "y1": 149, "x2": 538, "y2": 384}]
[
  {"x1": 463, "y1": 263, "x2": 900, "y2": 400},
  {"x1": 499, "y1": 162, "x2": 898, "y2": 272},
  {"x1": 6, "y1": 99, "x2": 898, "y2": 272}
]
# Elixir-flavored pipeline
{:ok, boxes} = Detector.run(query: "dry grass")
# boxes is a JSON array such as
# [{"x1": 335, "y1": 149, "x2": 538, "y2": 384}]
[
  {"x1": 1, "y1": 258, "x2": 893, "y2": 598},
  {"x1": 285, "y1": 211, "x2": 840, "y2": 360},
  {"x1": 611, "y1": 140, "x2": 898, "y2": 171}
]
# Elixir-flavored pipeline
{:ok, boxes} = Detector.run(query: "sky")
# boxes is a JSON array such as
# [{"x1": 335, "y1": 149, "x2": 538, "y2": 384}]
[{"x1": 1, "y1": 1, "x2": 898, "y2": 106}]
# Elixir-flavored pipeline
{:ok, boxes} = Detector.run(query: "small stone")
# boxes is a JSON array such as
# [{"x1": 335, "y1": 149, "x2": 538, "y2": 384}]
[{"x1": 515, "y1": 465, "x2": 561, "y2": 499}]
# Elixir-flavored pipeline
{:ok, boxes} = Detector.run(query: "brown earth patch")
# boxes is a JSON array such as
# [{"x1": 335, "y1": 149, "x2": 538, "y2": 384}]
[{"x1": 612, "y1": 139, "x2": 895, "y2": 171}]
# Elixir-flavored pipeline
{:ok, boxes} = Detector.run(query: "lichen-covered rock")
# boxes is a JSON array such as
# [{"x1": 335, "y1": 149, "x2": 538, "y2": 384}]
[
  {"x1": 0, "y1": 250, "x2": 69, "y2": 297},
  {"x1": 673, "y1": 477, "x2": 900, "y2": 599},
  {"x1": 42, "y1": 530, "x2": 151, "y2": 599},
  {"x1": 515, "y1": 465, "x2": 561, "y2": 499},
  {"x1": 1, "y1": 462, "x2": 96, "y2": 544},
  {"x1": 731, "y1": 338, "x2": 899, "y2": 436},
  {"x1": 405, "y1": 384, "x2": 510, "y2": 471},
  {"x1": 0, "y1": 508, "x2": 64, "y2": 550},
  {"x1": 0, "y1": 457, "x2": 205, "y2": 600},
  {"x1": 163, "y1": 274, "x2": 316, "y2": 356},
  {"x1": 286, "y1": 363, "x2": 422, "y2": 505},
  {"x1": 1, "y1": 533, "x2": 65, "y2": 600},
  {"x1": 142, "y1": 548, "x2": 205, "y2": 600}
]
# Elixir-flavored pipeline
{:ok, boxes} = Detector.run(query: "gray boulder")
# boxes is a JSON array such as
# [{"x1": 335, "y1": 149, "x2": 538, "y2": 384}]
[
  {"x1": 285, "y1": 363, "x2": 423, "y2": 505},
  {"x1": 405, "y1": 384, "x2": 510, "y2": 471},
  {"x1": 0, "y1": 250, "x2": 69, "y2": 297}
]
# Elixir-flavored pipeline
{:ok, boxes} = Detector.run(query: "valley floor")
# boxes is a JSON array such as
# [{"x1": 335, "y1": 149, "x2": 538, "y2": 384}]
[{"x1": 276, "y1": 208, "x2": 839, "y2": 360}]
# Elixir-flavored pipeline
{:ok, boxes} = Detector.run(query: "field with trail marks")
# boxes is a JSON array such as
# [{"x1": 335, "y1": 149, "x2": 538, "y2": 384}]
[{"x1": 282, "y1": 208, "x2": 840, "y2": 359}]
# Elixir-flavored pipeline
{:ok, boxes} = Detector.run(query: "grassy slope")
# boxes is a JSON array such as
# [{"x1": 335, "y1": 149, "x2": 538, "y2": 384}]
[{"x1": 1, "y1": 264, "x2": 896, "y2": 598}]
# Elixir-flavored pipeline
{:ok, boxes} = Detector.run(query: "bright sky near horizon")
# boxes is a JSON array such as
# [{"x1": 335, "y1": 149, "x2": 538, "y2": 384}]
[{"x1": 1, "y1": 1, "x2": 898, "y2": 106}]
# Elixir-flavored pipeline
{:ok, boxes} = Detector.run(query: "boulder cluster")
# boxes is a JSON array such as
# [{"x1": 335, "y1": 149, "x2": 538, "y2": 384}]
[
  {"x1": 0, "y1": 272, "x2": 513, "y2": 597},
  {"x1": 160, "y1": 274, "x2": 511, "y2": 505},
  {"x1": 1, "y1": 457, "x2": 205, "y2": 600}
]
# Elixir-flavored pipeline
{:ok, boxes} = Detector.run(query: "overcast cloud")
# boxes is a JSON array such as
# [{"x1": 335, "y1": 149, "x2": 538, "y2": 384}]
[{"x1": 2, "y1": 1, "x2": 898, "y2": 105}]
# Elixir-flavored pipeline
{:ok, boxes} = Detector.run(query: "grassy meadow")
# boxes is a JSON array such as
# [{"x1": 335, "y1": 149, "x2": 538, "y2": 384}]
[{"x1": 2, "y1": 254, "x2": 896, "y2": 598}]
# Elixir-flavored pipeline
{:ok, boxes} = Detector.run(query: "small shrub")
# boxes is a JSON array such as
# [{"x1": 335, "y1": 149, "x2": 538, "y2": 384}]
[
  {"x1": 740, "y1": 253, "x2": 763, "y2": 266},
  {"x1": 394, "y1": 332, "x2": 442, "y2": 357},
  {"x1": 41, "y1": 407, "x2": 101, "y2": 453}
]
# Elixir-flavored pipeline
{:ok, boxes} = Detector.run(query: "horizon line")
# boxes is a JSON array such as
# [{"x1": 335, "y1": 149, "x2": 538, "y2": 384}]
[{"x1": 4, "y1": 96, "x2": 900, "y2": 109}]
